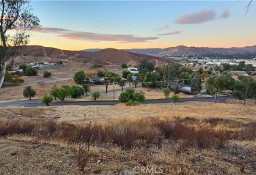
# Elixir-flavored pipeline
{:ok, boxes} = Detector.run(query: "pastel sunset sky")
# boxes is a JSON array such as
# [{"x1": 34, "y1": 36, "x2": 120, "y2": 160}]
[{"x1": 29, "y1": 0, "x2": 256, "y2": 50}]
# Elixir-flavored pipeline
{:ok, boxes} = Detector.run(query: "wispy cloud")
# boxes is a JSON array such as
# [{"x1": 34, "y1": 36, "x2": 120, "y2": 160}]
[
  {"x1": 155, "y1": 25, "x2": 169, "y2": 31},
  {"x1": 33, "y1": 27, "x2": 158, "y2": 43},
  {"x1": 158, "y1": 31, "x2": 183, "y2": 36},
  {"x1": 174, "y1": 10, "x2": 216, "y2": 24},
  {"x1": 220, "y1": 10, "x2": 230, "y2": 19}
]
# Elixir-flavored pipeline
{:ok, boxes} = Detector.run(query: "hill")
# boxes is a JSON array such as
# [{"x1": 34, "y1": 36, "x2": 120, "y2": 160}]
[
  {"x1": 19, "y1": 46, "x2": 163, "y2": 65},
  {"x1": 124, "y1": 45, "x2": 256, "y2": 57}
]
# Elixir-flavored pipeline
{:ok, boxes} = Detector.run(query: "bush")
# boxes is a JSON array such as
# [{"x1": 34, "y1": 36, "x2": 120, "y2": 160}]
[
  {"x1": 23, "y1": 86, "x2": 36, "y2": 100},
  {"x1": 42, "y1": 96, "x2": 53, "y2": 106},
  {"x1": 19, "y1": 64, "x2": 27, "y2": 72},
  {"x1": 73, "y1": 71, "x2": 86, "y2": 84},
  {"x1": 171, "y1": 94, "x2": 179, "y2": 103},
  {"x1": 162, "y1": 87, "x2": 171, "y2": 98},
  {"x1": 70, "y1": 85, "x2": 84, "y2": 98},
  {"x1": 91, "y1": 91, "x2": 100, "y2": 100},
  {"x1": 25, "y1": 66, "x2": 37, "y2": 76},
  {"x1": 121, "y1": 63, "x2": 128, "y2": 68},
  {"x1": 4, "y1": 73, "x2": 24, "y2": 84},
  {"x1": 50, "y1": 85, "x2": 71, "y2": 101},
  {"x1": 119, "y1": 88, "x2": 145, "y2": 105},
  {"x1": 43, "y1": 70, "x2": 52, "y2": 78}
]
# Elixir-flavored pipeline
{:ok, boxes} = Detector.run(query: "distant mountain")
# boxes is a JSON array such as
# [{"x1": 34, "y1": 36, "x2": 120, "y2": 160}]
[
  {"x1": 124, "y1": 45, "x2": 256, "y2": 57},
  {"x1": 21, "y1": 46, "x2": 163, "y2": 65}
]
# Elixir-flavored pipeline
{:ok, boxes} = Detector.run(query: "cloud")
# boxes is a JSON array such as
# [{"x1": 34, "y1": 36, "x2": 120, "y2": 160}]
[
  {"x1": 220, "y1": 10, "x2": 230, "y2": 19},
  {"x1": 33, "y1": 27, "x2": 158, "y2": 43},
  {"x1": 155, "y1": 25, "x2": 169, "y2": 31},
  {"x1": 158, "y1": 31, "x2": 183, "y2": 36},
  {"x1": 174, "y1": 10, "x2": 216, "y2": 24}
]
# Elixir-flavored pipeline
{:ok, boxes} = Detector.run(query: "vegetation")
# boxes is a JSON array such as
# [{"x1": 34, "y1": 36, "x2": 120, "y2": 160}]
[
  {"x1": 23, "y1": 86, "x2": 36, "y2": 100},
  {"x1": 191, "y1": 72, "x2": 202, "y2": 95},
  {"x1": 19, "y1": 64, "x2": 27, "y2": 72},
  {"x1": 50, "y1": 85, "x2": 58, "y2": 100},
  {"x1": 119, "y1": 88, "x2": 145, "y2": 105},
  {"x1": 70, "y1": 85, "x2": 84, "y2": 98},
  {"x1": 91, "y1": 91, "x2": 100, "y2": 100},
  {"x1": 91, "y1": 62, "x2": 102, "y2": 68},
  {"x1": 25, "y1": 66, "x2": 37, "y2": 76},
  {"x1": 42, "y1": 96, "x2": 54, "y2": 106},
  {"x1": 50, "y1": 85, "x2": 70, "y2": 101},
  {"x1": 82, "y1": 84, "x2": 91, "y2": 96},
  {"x1": 4, "y1": 73, "x2": 24, "y2": 85},
  {"x1": 73, "y1": 71, "x2": 86, "y2": 84},
  {"x1": 162, "y1": 87, "x2": 171, "y2": 98},
  {"x1": 43, "y1": 70, "x2": 52, "y2": 78},
  {"x1": 121, "y1": 63, "x2": 128, "y2": 68},
  {"x1": 171, "y1": 94, "x2": 179, "y2": 103},
  {"x1": 119, "y1": 80, "x2": 126, "y2": 91}
]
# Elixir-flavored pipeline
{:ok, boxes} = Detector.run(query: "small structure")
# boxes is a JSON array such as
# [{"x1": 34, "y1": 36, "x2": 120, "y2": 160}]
[{"x1": 127, "y1": 67, "x2": 139, "y2": 74}]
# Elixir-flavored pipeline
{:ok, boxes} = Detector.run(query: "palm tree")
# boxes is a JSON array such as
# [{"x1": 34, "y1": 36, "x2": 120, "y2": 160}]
[
  {"x1": 82, "y1": 84, "x2": 91, "y2": 96},
  {"x1": 23, "y1": 86, "x2": 36, "y2": 100}
]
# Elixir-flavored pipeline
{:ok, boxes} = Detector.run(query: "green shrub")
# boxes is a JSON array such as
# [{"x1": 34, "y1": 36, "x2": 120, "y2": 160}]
[
  {"x1": 171, "y1": 94, "x2": 179, "y2": 103},
  {"x1": 43, "y1": 71, "x2": 52, "y2": 78},
  {"x1": 119, "y1": 88, "x2": 145, "y2": 105},
  {"x1": 70, "y1": 85, "x2": 84, "y2": 98},
  {"x1": 126, "y1": 100, "x2": 139, "y2": 106},
  {"x1": 121, "y1": 63, "x2": 128, "y2": 68},
  {"x1": 19, "y1": 64, "x2": 27, "y2": 72},
  {"x1": 42, "y1": 96, "x2": 53, "y2": 106},
  {"x1": 73, "y1": 71, "x2": 86, "y2": 84},
  {"x1": 91, "y1": 91, "x2": 100, "y2": 100},
  {"x1": 23, "y1": 86, "x2": 36, "y2": 100},
  {"x1": 26, "y1": 66, "x2": 37, "y2": 76},
  {"x1": 4, "y1": 73, "x2": 24, "y2": 84},
  {"x1": 162, "y1": 87, "x2": 171, "y2": 98}
]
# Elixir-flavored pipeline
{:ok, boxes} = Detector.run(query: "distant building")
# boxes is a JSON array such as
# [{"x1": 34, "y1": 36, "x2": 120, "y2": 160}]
[{"x1": 127, "y1": 67, "x2": 139, "y2": 74}]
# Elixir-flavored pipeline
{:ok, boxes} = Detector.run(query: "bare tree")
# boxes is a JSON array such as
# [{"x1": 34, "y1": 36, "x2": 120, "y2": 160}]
[{"x1": 0, "y1": 0, "x2": 40, "y2": 87}]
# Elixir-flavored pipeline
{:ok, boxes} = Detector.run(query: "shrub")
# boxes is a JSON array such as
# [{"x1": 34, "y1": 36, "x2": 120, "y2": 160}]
[
  {"x1": 42, "y1": 95, "x2": 53, "y2": 106},
  {"x1": 162, "y1": 87, "x2": 171, "y2": 98},
  {"x1": 121, "y1": 63, "x2": 128, "y2": 68},
  {"x1": 119, "y1": 88, "x2": 145, "y2": 105},
  {"x1": 73, "y1": 71, "x2": 86, "y2": 84},
  {"x1": 70, "y1": 85, "x2": 84, "y2": 98},
  {"x1": 23, "y1": 86, "x2": 36, "y2": 100},
  {"x1": 19, "y1": 64, "x2": 27, "y2": 72},
  {"x1": 50, "y1": 85, "x2": 71, "y2": 101},
  {"x1": 74, "y1": 147, "x2": 91, "y2": 173},
  {"x1": 82, "y1": 84, "x2": 91, "y2": 96},
  {"x1": 91, "y1": 91, "x2": 100, "y2": 100},
  {"x1": 50, "y1": 85, "x2": 58, "y2": 100},
  {"x1": 43, "y1": 70, "x2": 52, "y2": 78},
  {"x1": 4, "y1": 73, "x2": 24, "y2": 84},
  {"x1": 91, "y1": 62, "x2": 102, "y2": 68},
  {"x1": 171, "y1": 94, "x2": 179, "y2": 103},
  {"x1": 25, "y1": 66, "x2": 37, "y2": 76}
]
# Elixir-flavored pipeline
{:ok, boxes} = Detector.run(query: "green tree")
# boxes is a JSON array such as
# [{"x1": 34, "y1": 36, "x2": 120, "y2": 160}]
[
  {"x1": 233, "y1": 76, "x2": 255, "y2": 105},
  {"x1": 91, "y1": 91, "x2": 100, "y2": 100},
  {"x1": 23, "y1": 86, "x2": 36, "y2": 100},
  {"x1": 121, "y1": 63, "x2": 128, "y2": 68},
  {"x1": 162, "y1": 87, "x2": 171, "y2": 98},
  {"x1": 43, "y1": 70, "x2": 52, "y2": 78},
  {"x1": 26, "y1": 66, "x2": 37, "y2": 76},
  {"x1": 119, "y1": 80, "x2": 126, "y2": 91},
  {"x1": 74, "y1": 71, "x2": 86, "y2": 84},
  {"x1": 50, "y1": 85, "x2": 58, "y2": 100},
  {"x1": 139, "y1": 58, "x2": 154, "y2": 71},
  {"x1": 42, "y1": 96, "x2": 53, "y2": 106},
  {"x1": 119, "y1": 88, "x2": 145, "y2": 105},
  {"x1": 70, "y1": 85, "x2": 84, "y2": 98},
  {"x1": 205, "y1": 76, "x2": 225, "y2": 102},
  {"x1": 179, "y1": 71, "x2": 190, "y2": 85},
  {"x1": 191, "y1": 73, "x2": 202, "y2": 95},
  {"x1": 82, "y1": 84, "x2": 91, "y2": 96},
  {"x1": 53, "y1": 85, "x2": 71, "y2": 101}
]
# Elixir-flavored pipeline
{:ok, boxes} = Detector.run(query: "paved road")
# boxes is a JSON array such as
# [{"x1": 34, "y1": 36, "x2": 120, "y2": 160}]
[{"x1": 0, "y1": 95, "x2": 231, "y2": 107}]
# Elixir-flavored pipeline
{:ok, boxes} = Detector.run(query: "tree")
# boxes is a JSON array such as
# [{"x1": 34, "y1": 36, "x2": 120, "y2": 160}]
[
  {"x1": 232, "y1": 76, "x2": 255, "y2": 105},
  {"x1": 191, "y1": 72, "x2": 202, "y2": 95},
  {"x1": 54, "y1": 85, "x2": 71, "y2": 101},
  {"x1": 162, "y1": 87, "x2": 171, "y2": 98},
  {"x1": 70, "y1": 85, "x2": 84, "y2": 98},
  {"x1": 119, "y1": 80, "x2": 126, "y2": 91},
  {"x1": 139, "y1": 58, "x2": 154, "y2": 71},
  {"x1": 74, "y1": 71, "x2": 86, "y2": 84},
  {"x1": 121, "y1": 63, "x2": 128, "y2": 68},
  {"x1": 23, "y1": 86, "x2": 36, "y2": 100},
  {"x1": 43, "y1": 70, "x2": 52, "y2": 78},
  {"x1": 82, "y1": 84, "x2": 91, "y2": 96},
  {"x1": 26, "y1": 66, "x2": 37, "y2": 76},
  {"x1": 179, "y1": 71, "x2": 190, "y2": 85},
  {"x1": 119, "y1": 88, "x2": 145, "y2": 105},
  {"x1": 104, "y1": 79, "x2": 109, "y2": 93},
  {"x1": 205, "y1": 76, "x2": 225, "y2": 102},
  {"x1": 91, "y1": 91, "x2": 100, "y2": 100},
  {"x1": 50, "y1": 85, "x2": 58, "y2": 100},
  {"x1": 42, "y1": 95, "x2": 53, "y2": 106},
  {"x1": 171, "y1": 94, "x2": 179, "y2": 103},
  {"x1": 0, "y1": 0, "x2": 40, "y2": 87}
]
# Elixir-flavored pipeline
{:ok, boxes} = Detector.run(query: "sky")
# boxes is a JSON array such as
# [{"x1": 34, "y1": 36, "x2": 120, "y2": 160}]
[{"x1": 28, "y1": 0, "x2": 256, "y2": 50}]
